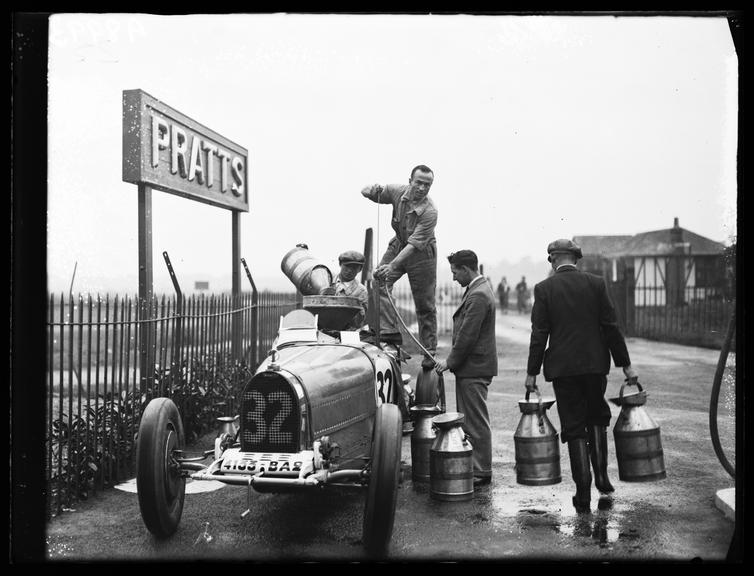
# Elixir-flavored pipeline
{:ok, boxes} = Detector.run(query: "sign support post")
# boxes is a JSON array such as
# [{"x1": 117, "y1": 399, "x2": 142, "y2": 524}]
[
  {"x1": 138, "y1": 183, "x2": 154, "y2": 393},
  {"x1": 232, "y1": 211, "x2": 242, "y2": 362}
]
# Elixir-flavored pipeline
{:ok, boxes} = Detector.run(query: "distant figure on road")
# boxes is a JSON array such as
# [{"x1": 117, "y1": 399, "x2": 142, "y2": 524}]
[
  {"x1": 523, "y1": 238, "x2": 638, "y2": 514},
  {"x1": 496, "y1": 276, "x2": 509, "y2": 314},
  {"x1": 435, "y1": 250, "x2": 498, "y2": 487},
  {"x1": 515, "y1": 276, "x2": 528, "y2": 314}
]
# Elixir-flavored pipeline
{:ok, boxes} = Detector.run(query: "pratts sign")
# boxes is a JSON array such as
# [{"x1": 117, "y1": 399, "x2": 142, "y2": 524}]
[{"x1": 123, "y1": 89, "x2": 249, "y2": 212}]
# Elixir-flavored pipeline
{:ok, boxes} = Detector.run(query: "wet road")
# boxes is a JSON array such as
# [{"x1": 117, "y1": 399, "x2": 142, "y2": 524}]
[{"x1": 45, "y1": 310, "x2": 736, "y2": 562}]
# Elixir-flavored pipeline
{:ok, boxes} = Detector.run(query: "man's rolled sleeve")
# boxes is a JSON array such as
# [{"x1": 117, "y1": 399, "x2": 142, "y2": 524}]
[
  {"x1": 406, "y1": 207, "x2": 438, "y2": 252},
  {"x1": 365, "y1": 184, "x2": 402, "y2": 205}
]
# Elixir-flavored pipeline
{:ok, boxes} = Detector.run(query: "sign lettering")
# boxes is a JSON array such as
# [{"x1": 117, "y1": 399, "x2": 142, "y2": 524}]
[{"x1": 123, "y1": 89, "x2": 249, "y2": 212}]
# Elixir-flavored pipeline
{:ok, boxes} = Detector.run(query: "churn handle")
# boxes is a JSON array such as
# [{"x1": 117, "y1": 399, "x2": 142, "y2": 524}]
[
  {"x1": 526, "y1": 388, "x2": 545, "y2": 430},
  {"x1": 619, "y1": 377, "x2": 643, "y2": 401}
]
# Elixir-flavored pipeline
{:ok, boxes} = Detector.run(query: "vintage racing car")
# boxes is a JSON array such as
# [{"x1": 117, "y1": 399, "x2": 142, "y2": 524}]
[{"x1": 135, "y1": 285, "x2": 442, "y2": 556}]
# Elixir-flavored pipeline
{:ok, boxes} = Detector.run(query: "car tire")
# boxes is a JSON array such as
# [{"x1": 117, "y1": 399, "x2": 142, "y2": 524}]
[
  {"x1": 415, "y1": 367, "x2": 442, "y2": 408},
  {"x1": 136, "y1": 397, "x2": 186, "y2": 538},
  {"x1": 363, "y1": 402, "x2": 402, "y2": 558}
]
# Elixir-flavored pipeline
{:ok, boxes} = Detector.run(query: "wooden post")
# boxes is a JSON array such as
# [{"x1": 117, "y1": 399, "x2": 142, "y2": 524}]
[{"x1": 138, "y1": 184, "x2": 154, "y2": 393}]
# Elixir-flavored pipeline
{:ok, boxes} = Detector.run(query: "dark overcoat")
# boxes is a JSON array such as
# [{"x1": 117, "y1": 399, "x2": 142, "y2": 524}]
[{"x1": 527, "y1": 266, "x2": 630, "y2": 381}]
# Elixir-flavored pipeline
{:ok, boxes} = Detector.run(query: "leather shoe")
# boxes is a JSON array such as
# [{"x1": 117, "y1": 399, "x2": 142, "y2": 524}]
[
  {"x1": 473, "y1": 476, "x2": 491, "y2": 487},
  {"x1": 597, "y1": 495, "x2": 613, "y2": 511}
]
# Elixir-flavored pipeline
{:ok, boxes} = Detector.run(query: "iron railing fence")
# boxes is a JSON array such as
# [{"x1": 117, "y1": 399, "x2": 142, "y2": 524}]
[
  {"x1": 46, "y1": 278, "x2": 728, "y2": 517},
  {"x1": 391, "y1": 280, "x2": 469, "y2": 336},
  {"x1": 46, "y1": 290, "x2": 297, "y2": 517},
  {"x1": 629, "y1": 285, "x2": 734, "y2": 349}
]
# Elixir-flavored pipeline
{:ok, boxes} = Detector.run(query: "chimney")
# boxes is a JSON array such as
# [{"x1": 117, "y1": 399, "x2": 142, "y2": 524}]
[{"x1": 671, "y1": 217, "x2": 683, "y2": 244}]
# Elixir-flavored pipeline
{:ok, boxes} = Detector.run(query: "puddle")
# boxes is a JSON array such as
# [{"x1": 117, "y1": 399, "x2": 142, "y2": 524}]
[
  {"x1": 114, "y1": 477, "x2": 227, "y2": 494},
  {"x1": 557, "y1": 517, "x2": 621, "y2": 546},
  {"x1": 481, "y1": 486, "x2": 644, "y2": 550}
]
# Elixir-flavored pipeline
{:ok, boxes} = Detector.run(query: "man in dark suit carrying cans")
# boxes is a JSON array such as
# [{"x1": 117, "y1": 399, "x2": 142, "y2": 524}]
[
  {"x1": 435, "y1": 249, "x2": 498, "y2": 487},
  {"x1": 524, "y1": 239, "x2": 638, "y2": 512}
]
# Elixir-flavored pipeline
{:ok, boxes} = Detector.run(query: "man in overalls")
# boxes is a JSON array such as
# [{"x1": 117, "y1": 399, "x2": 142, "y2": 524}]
[{"x1": 361, "y1": 165, "x2": 438, "y2": 370}]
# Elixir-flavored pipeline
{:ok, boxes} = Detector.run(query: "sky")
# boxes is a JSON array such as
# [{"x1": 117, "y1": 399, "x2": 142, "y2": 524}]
[{"x1": 46, "y1": 13, "x2": 738, "y2": 295}]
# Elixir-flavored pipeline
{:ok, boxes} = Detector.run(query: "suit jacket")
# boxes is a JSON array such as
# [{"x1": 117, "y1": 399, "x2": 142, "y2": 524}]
[
  {"x1": 526, "y1": 266, "x2": 630, "y2": 381},
  {"x1": 447, "y1": 276, "x2": 498, "y2": 378}
]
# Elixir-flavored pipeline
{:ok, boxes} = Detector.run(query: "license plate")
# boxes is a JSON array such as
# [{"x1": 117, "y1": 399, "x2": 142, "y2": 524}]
[{"x1": 220, "y1": 451, "x2": 311, "y2": 476}]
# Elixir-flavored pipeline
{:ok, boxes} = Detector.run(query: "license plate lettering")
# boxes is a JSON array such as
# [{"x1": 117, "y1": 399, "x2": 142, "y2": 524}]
[{"x1": 222, "y1": 456, "x2": 304, "y2": 473}]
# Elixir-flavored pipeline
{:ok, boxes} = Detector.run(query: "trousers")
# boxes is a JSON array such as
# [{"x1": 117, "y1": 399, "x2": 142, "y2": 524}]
[
  {"x1": 552, "y1": 374, "x2": 611, "y2": 443},
  {"x1": 455, "y1": 376, "x2": 492, "y2": 478},
  {"x1": 378, "y1": 240, "x2": 437, "y2": 353}
]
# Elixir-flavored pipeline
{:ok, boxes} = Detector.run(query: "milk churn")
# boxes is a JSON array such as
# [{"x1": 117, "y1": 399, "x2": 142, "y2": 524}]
[
  {"x1": 610, "y1": 379, "x2": 666, "y2": 482},
  {"x1": 429, "y1": 412, "x2": 474, "y2": 501},
  {"x1": 410, "y1": 404, "x2": 442, "y2": 483},
  {"x1": 514, "y1": 390, "x2": 562, "y2": 485},
  {"x1": 280, "y1": 244, "x2": 333, "y2": 295}
]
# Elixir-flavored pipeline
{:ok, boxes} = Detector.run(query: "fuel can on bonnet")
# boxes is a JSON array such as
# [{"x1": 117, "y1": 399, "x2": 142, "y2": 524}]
[{"x1": 281, "y1": 245, "x2": 333, "y2": 296}]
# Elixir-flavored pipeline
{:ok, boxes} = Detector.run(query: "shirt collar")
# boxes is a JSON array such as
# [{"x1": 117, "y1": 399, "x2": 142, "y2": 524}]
[
  {"x1": 400, "y1": 189, "x2": 430, "y2": 215},
  {"x1": 556, "y1": 263, "x2": 578, "y2": 271},
  {"x1": 467, "y1": 274, "x2": 485, "y2": 289}
]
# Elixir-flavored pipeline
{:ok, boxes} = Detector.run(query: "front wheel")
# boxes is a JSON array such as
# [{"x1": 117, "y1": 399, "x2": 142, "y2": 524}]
[
  {"x1": 136, "y1": 397, "x2": 186, "y2": 538},
  {"x1": 363, "y1": 403, "x2": 402, "y2": 558}
]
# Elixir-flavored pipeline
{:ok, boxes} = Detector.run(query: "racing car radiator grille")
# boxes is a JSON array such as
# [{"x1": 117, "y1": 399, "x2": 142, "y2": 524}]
[{"x1": 241, "y1": 374, "x2": 300, "y2": 453}]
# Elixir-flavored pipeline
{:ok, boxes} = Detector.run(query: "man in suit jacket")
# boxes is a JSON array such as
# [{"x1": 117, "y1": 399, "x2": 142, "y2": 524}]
[
  {"x1": 435, "y1": 250, "x2": 498, "y2": 486},
  {"x1": 524, "y1": 239, "x2": 638, "y2": 512}
]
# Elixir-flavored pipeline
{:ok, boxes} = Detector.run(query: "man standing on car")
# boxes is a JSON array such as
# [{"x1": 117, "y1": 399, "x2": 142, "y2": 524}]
[
  {"x1": 361, "y1": 165, "x2": 438, "y2": 369},
  {"x1": 434, "y1": 249, "x2": 497, "y2": 487},
  {"x1": 524, "y1": 238, "x2": 638, "y2": 513}
]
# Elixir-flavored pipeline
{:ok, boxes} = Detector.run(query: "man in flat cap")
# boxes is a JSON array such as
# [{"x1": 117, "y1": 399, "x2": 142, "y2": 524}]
[
  {"x1": 330, "y1": 250, "x2": 369, "y2": 330},
  {"x1": 524, "y1": 238, "x2": 638, "y2": 513},
  {"x1": 361, "y1": 165, "x2": 438, "y2": 369}
]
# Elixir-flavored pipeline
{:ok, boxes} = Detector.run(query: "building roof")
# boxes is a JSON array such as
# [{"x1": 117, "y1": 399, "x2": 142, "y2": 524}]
[
  {"x1": 574, "y1": 219, "x2": 725, "y2": 258},
  {"x1": 573, "y1": 235, "x2": 632, "y2": 258}
]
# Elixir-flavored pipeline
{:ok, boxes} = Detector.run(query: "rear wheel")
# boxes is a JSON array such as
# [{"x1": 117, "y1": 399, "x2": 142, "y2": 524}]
[
  {"x1": 363, "y1": 403, "x2": 402, "y2": 558},
  {"x1": 136, "y1": 397, "x2": 186, "y2": 538}
]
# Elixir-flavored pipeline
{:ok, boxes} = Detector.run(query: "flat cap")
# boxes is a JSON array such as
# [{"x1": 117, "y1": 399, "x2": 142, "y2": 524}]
[
  {"x1": 547, "y1": 238, "x2": 582, "y2": 262},
  {"x1": 338, "y1": 250, "x2": 365, "y2": 265}
]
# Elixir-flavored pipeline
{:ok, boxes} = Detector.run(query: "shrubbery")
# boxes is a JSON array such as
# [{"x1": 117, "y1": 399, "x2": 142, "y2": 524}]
[{"x1": 47, "y1": 354, "x2": 251, "y2": 517}]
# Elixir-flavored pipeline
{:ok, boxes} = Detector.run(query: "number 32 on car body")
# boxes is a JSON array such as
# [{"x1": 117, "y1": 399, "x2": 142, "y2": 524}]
[{"x1": 374, "y1": 357, "x2": 395, "y2": 406}]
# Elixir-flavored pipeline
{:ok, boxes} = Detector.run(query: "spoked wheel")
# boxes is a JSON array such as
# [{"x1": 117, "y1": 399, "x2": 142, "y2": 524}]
[
  {"x1": 136, "y1": 397, "x2": 186, "y2": 538},
  {"x1": 415, "y1": 368, "x2": 445, "y2": 411},
  {"x1": 363, "y1": 403, "x2": 402, "y2": 558}
]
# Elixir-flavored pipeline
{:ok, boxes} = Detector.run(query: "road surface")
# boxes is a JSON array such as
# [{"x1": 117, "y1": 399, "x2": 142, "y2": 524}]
[{"x1": 45, "y1": 309, "x2": 738, "y2": 562}]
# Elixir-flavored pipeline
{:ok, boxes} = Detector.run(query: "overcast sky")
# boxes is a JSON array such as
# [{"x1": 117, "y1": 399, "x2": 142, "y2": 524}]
[{"x1": 46, "y1": 13, "x2": 738, "y2": 294}]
